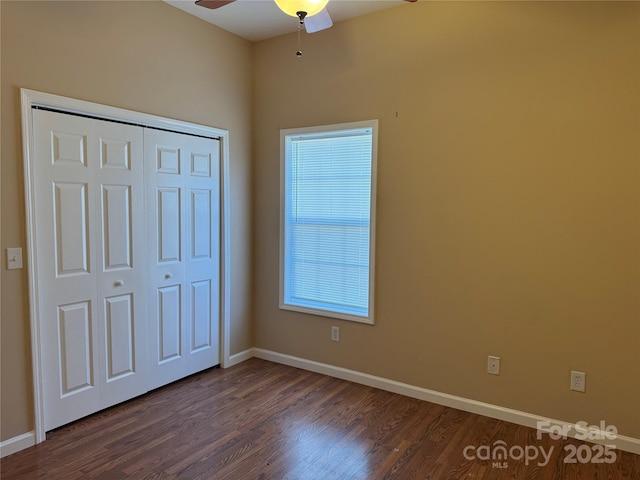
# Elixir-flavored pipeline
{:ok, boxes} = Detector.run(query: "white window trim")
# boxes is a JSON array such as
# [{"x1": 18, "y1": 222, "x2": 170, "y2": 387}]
[{"x1": 279, "y1": 119, "x2": 378, "y2": 324}]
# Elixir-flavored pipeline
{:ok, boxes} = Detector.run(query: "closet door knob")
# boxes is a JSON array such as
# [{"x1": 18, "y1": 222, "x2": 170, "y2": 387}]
[
  {"x1": 114, "y1": 280, "x2": 124, "y2": 287},
  {"x1": 165, "y1": 273, "x2": 172, "y2": 279}
]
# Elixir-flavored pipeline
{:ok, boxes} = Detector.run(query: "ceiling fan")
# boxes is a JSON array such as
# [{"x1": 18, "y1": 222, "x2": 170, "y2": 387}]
[{"x1": 195, "y1": 0, "x2": 417, "y2": 34}]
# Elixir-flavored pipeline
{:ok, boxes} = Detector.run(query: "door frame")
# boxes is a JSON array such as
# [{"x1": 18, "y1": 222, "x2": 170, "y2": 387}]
[{"x1": 20, "y1": 88, "x2": 232, "y2": 444}]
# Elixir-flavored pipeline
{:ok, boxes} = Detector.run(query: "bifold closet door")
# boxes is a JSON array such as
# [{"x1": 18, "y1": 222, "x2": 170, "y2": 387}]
[
  {"x1": 144, "y1": 129, "x2": 221, "y2": 390},
  {"x1": 32, "y1": 109, "x2": 148, "y2": 431}
]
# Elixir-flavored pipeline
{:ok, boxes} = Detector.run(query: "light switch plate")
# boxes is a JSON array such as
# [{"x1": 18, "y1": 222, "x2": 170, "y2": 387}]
[{"x1": 7, "y1": 247, "x2": 23, "y2": 269}]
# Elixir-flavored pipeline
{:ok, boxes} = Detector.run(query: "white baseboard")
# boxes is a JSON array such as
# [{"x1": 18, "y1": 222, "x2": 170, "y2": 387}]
[
  {"x1": 251, "y1": 348, "x2": 640, "y2": 455},
  {"x1": 0, "y1": 431, "x2": 35, "y2": 458},
  {"x1": 4, "y1": 350, "x2": 638, "y2": 458},
  {"x1": 225, "y1": 348, "x2": 255, "y2": 368}
]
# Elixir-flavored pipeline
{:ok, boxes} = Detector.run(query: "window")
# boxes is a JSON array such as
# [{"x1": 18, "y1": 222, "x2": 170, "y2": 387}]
[{"x1": 280, "y1": 120, "x2": 378, "y2": 324}]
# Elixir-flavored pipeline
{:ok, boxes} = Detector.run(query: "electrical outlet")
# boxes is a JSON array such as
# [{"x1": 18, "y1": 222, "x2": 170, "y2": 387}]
[
  {"x1": 331, "y1": 326, "x2": 340, "y2": 342},
  {"x1": 487, "y1": 356, "x2": 501, "y2": 375},
  {"x1": 570, "y1": 371, "x2": 586, "y2": 392}
]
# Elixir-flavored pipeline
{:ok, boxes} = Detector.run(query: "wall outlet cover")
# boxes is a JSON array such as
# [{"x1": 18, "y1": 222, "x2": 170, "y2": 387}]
[
  {"x1": 570, "y1": 370, "x2": 586, "y2": 392},
  {"x1": 331, "y1": 326, "x2": 340, "y2": 342},
  {"x1": 487, "y1": 356, "x2": 501, "y2": 375}
]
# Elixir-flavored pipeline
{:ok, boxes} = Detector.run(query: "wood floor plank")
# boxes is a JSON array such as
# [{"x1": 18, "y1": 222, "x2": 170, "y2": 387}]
[{"x1": 1, "y1": 358, "x2": 638, "y2": 479}]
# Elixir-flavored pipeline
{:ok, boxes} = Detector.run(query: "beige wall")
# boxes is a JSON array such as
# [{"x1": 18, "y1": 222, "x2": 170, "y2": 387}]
[
  {"x1": 2, "y1": 0, "x2": 639, "y2": 447},
  {"x1": 1, "y1": 1, "x2": 253, "y2": 441},
  {"x1": 252, "y1": 2, "x2": 640, "y2": 438}
]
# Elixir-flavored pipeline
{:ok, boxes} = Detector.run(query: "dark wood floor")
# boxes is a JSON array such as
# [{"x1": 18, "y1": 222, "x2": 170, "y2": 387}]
[{"x1": 1, "y1": 358, "x2": 638, "y2": 479}]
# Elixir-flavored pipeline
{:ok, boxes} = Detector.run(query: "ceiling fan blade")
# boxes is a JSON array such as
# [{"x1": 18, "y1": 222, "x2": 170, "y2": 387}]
[
  {"x1": 195, "y1": 0, "x2": 236, "y2": 9},
  {"x1": 304, "y1": 7, "x2": 333, "y2": 34}
]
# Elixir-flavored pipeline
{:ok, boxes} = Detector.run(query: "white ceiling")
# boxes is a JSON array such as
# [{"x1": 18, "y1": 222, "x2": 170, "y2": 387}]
[{"x1": 164, "y1": 0, "x2": 406, "y2": 42}]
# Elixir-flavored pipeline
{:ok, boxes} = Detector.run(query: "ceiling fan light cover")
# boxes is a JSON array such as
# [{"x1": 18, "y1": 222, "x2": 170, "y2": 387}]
[{"x1": 274, "y1": 0, "x2": 329, "y2": 18}]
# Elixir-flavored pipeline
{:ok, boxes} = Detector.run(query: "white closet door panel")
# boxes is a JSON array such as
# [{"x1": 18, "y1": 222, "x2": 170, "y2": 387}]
[
  {"x1": 186, "y1": 145, "x2": 220, "y2": 373},
  {"x1": 51, "y1": 130, "x2": 87, "y2": 166},
  {"x1": 184, "y1": 139, "x2": 220, "y2": 376},
  {"x1": 146, "y1": 131, "x2": 188, "y2": 388},
  {"x1": 33, "y1": 110, "x2": 101, "y2": 431},
  {"x1": 32, "y1": 109, "x2": 146, "y2": 429},
  {"x1": 156, "y1": 145, "x2": 180, "y2": 174},
  {"x1": 100, "y1": 137, "x2": 131, "y2": 170},
  {"x1": 158, "y1": 285, "x2": 182, "y2": 362},
  {"x1": 146, "y1": 129, "x2": 220, "y2": 389},
  {"x1": 158, "y1": 187, "x2": 182, "y2": 263},
  {"x1": 57, "y1": 301, "x2": 94, "y2": 394},
  {"x1": 104, "y1": 294, "x2": 135, "y2": 380},
  {"x1": 42, "y1": 299, "x2": 99, "y2": 430},
  {"x1": 191, "y1": 189, "x2": 211, "y2": 259},
  {"x1": 53, "y1": 182, "x2": 91, "y2": 276},
  {"x1": 102, "y1": 185, "x2": 132, "y2": 270},
  {"x1": 191, "y1": 279, "x2": 212, "y2": 352},
  {"x1": 95, "y1": 119, "x2": 147, "y2": 409}
]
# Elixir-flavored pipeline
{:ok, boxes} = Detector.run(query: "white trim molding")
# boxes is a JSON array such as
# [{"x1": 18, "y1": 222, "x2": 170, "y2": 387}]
[
  {"x1": 226, "y1": 349, "x2": 255, "y2": 368},
  {"x1": 279, "y1": 120, "x2": 378, "y2": 325},
  {"x1": 0, "y1": 432, "x2": 36, "y2": 458},
  {"x1": 251, "y1": 348, "x2": 640, "y2": 456},
  {"x1": 5, "y1": 348, "x2": 639, "y2": 457}
]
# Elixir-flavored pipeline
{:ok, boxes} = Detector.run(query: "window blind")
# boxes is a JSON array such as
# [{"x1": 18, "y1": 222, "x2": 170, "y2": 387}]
[{"x1": 283, "y1": 127, "x2": 373, "y2": 319}]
